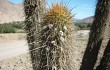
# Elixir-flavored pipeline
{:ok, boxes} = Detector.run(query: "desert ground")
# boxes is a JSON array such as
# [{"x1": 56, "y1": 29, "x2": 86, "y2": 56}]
[{"x1": 0, "y1": 30, "x2": 92, "y2": 70}]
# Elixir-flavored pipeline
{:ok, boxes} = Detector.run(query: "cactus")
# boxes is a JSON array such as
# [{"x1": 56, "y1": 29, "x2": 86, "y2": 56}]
[
  {"x1": 24, "y1": 0, "x2": 45, "y2": 69},
  {"x1": 38, "y1": 3, "x2": 75, "y2": 70},
  {"x1": 24, "y1": 0, "x2": 75, "y2": 69}
]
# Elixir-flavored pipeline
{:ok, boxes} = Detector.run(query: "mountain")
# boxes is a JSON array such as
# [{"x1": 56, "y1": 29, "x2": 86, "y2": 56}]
[
  {"x1": 0, "y1": 0, "x2": 24, "y2": 24},
  {"x1": 75, "y1": 16, "x2": 94, "y2": 23},
  {"x1": 0, "y1": 0, "x2": 94, "y2": 24}
]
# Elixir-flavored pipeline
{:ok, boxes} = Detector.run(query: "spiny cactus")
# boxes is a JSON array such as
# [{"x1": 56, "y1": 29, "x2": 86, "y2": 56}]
[
  {"x1": 24, "y1": 0, "x2": 45, "y2": 69},
  {"x1": 38, "y1": 3, "x2": 75, "y2": 70}
]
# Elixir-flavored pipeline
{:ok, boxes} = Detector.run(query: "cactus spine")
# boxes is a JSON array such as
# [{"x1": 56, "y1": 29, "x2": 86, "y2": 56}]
[
  {"x1": 24, "y1": 0, "x2": 45, "y2": 69},
  {"x1": 38, "y1": 3, "x2": 75, "y2": 70},
  {"x1": 24, "y1": 0, "x2": 75, "y2": 70}
]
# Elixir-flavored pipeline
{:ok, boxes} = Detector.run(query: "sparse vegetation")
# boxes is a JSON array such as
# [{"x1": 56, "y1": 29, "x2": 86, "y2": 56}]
[
  {"x1": 75, "y1": 23, "x2": 92, "y2": 30},
  {"x1": 0, "y1": 21, "x2": 25, "y2": 33},
  {"x1": 10, "y1": 21, "x2": 24, "y2": 29},
  {"x1": 0, "y1": 24, "x2": 15, "y2": 33}
]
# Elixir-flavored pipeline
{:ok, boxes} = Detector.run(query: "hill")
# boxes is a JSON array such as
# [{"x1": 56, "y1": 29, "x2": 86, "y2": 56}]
[
  {"x1": 0, "y1": 0, "x2": 94, "y2": 24},
  {"x1": 75, "y1": 16, "x2": 94, "y2": 23},
  {"x1": 0, "y1": 0, "x2": 24, "y2": 24}
]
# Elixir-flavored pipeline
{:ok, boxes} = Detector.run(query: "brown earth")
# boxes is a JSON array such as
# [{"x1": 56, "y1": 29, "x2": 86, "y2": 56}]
[
  {"x1": 0, "y1": 0, "x2": 24, "y2": 23},
  {"x1": 0, "y1": 33, "x2": 26, "y2": 42}
]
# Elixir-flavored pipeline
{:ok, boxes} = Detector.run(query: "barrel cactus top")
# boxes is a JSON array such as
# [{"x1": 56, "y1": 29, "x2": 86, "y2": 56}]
[{"x1": 43, "y1": 3, "x2": 72, "y2": 25}]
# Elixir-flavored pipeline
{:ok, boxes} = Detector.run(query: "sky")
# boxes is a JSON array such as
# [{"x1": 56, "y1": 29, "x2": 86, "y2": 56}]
[{"x1": 9, "y1": 0, "x2": 97, "y2": 19}]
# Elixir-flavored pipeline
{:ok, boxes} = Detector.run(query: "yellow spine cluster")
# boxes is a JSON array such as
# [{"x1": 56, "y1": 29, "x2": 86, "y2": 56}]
[{"x1": 43, "y1": 3, "x2": 72, "y2": 25}]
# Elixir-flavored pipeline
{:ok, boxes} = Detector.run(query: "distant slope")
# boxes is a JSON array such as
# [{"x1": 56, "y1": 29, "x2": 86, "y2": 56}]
[
  {"x1": 75, "y1": 16, "x2": 94, "y2": 23},
  {"x1": 0, "y1": 0, "x2": 94, "y2": 24},
  {"x1": 0, "y1": 0, "x2": 24, "y2": 24}
]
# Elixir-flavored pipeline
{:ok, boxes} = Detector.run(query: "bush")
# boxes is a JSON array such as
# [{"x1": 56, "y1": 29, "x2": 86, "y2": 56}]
[
  {"x1": 75, "y1": 23, "x2": 92, "y2": 30},
  {"x1": 0, "y1": 24, "x2": 15, "y2": 33},
  {"x1": 0, "y1": 21, "x2": 25, "y2": 33},
  {"x1": 9, "y1": 21, "x2": 25, "y2": 29}
]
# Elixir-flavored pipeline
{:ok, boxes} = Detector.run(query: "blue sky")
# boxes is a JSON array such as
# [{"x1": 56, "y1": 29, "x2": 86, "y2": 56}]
[
  {"x1": 9, "y1": 0, "x2": 96, "y2": 19},
  {"x1": 9, "y1": 0, "x2": 23, "y2": 4}
]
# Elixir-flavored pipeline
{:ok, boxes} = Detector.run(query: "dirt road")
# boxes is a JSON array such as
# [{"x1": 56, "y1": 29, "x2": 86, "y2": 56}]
[{"x1": 0, "y1": 40, "x2": 28, "y2": 60}]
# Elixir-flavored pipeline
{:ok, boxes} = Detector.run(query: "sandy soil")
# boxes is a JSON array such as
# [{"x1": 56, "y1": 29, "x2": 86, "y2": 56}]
[
  {"x1": 0, "y1": 53, "x2": 33, "y2": 70},
  {"x1": 0, "y1": 33, "x2": 28, "y2": 60},
  {"x1": 0, "y1": 33, "x2": 26, "y2": 42},
  {"x1": 0, "y1": 40, "x2": 28, "y2": 60},
  {"x1": 0, "y1": 33, "x2": 32, "y2": 70}
]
